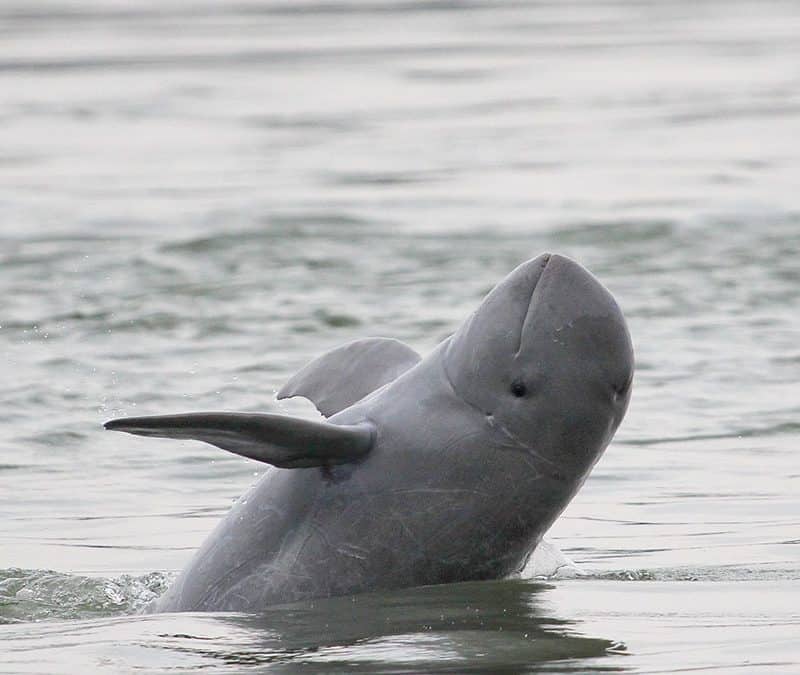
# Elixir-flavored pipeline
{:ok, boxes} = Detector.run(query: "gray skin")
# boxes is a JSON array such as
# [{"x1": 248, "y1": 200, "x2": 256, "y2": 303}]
[{"x1": 106, "y1": 253, "x2": 633, "y2": 613}]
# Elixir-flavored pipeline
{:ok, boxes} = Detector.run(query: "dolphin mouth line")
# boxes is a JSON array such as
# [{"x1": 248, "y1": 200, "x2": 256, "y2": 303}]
[{"x1": 439, "y1": 351, "x2": 559, "y2": 469}]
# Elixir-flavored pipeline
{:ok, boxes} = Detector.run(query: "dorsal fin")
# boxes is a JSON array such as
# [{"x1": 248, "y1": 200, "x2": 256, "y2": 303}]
[
  {"x1": 104, "y1": 412, "x2": 374, "y2": 468},
  {"x1": 277, "y1": 337, "x2": 421, "y2": 417}
]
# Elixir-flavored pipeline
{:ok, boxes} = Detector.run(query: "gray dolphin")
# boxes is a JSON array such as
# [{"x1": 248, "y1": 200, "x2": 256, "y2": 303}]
[{"x1": 105, "y1": 253, "x2": 633, "y2": 612}]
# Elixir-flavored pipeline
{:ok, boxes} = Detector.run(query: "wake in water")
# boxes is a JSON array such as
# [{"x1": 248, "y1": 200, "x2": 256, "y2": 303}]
[
  {"x1": 0, "y1": 568, "x2": 173, "y2": 623},
  {"x1": 3, "y1": 561, "x2": 794, "y2": 624},
  {"x1": 0, "y1": 539, "x2": 579, "y2": 623}
]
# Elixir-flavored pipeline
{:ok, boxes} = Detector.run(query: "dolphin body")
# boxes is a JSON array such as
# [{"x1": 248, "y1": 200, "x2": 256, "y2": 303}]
[{"x1": 106, "y1": 253, "x2": 633, "y2": 613}]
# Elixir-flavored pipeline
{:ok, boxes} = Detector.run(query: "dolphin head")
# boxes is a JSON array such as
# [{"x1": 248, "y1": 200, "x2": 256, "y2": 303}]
[{"x1": 444, "y1": 253, "x2": 633, "y2": 488}]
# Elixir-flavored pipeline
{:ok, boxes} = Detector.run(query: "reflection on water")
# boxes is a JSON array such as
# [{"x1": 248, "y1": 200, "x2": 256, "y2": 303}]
[
  {"x1": 220, "y1": 581, "x2": 619, "y2": 673},
  {"x1": 2, "y1": 579, "x2": 623, "y2": 674},
  {"x1": 3, "y1": 576, "x2": 797, "y2": 673}
]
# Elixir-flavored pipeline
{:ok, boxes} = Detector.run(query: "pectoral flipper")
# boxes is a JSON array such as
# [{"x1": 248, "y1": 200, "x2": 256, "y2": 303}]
[{"x1": 104, "y1": 412, "x2": 374, "y2": 468}]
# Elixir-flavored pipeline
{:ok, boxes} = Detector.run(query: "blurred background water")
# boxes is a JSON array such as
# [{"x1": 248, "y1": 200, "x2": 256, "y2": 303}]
[{"x1": 0, "y1": 0, "x2": 798, "y2": 672}]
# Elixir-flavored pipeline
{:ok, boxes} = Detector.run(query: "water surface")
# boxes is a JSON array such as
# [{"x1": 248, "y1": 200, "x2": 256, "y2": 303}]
[{"x1": 1, "y1": 1, "x2": 798, "y2": 672}]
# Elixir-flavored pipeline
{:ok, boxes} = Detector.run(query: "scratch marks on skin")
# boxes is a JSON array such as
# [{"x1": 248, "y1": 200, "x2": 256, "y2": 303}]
[
  {"x1": 487, "y1": 415, "x2": 559, "y2": 474},
  {"x1": 191, "y1": 503, "x2": 296, "y2": 608},
  {"x1": 193, "y1": 549, "x2": 268, "y2": 608},
  {"x1": 320, "y1": 486, "x2": 492, "y2": 499},
  {"x1": 336, "y1": 543, "x2": 368, "y2": 561},
  {"x1": 439, "y1": 428, "x2": 489, "y2": 454},
  {"x1": 389, "y1": 488, "x2": 438, "y2": 554},
  {"x1": 551, "y1": 319, "x2": 575, "y2": 347},
  {"x1": 388, "y1": 487, "x2": 490, "y2": 497},
  {"x1": 289, "y1": 523, "x2": 324, "y2": 571}
]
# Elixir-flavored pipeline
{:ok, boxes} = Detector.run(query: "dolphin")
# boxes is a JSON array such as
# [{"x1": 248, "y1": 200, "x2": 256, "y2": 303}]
[{"x1": 105, "y1": 253, "x2": 633, "y2": 612}]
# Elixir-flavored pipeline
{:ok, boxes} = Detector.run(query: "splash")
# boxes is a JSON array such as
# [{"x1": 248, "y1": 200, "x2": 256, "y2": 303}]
[{"x1": 0, "y1": 568, "x2": 173, "y2": 623}]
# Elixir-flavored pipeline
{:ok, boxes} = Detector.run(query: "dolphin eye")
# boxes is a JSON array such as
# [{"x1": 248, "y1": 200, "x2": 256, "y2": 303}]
[{"x1": 510, "y1": 381, "x2": 527, "y2": 398}]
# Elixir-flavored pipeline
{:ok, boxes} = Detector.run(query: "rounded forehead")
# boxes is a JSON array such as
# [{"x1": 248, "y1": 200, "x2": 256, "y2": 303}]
[{"x1": 445, "y1": 254, "x2": 632, "y2": 408}]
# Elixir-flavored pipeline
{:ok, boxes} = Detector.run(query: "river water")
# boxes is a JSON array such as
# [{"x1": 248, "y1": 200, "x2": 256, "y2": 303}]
[{"x1": 1, "y1": 1, "x2": 798, "y2": 672}]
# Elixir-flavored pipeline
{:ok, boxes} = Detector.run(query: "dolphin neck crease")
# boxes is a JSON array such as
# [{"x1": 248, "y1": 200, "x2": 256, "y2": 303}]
[{"x1": 439, "y1": 338, "x2": 556, "y2": 466}]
